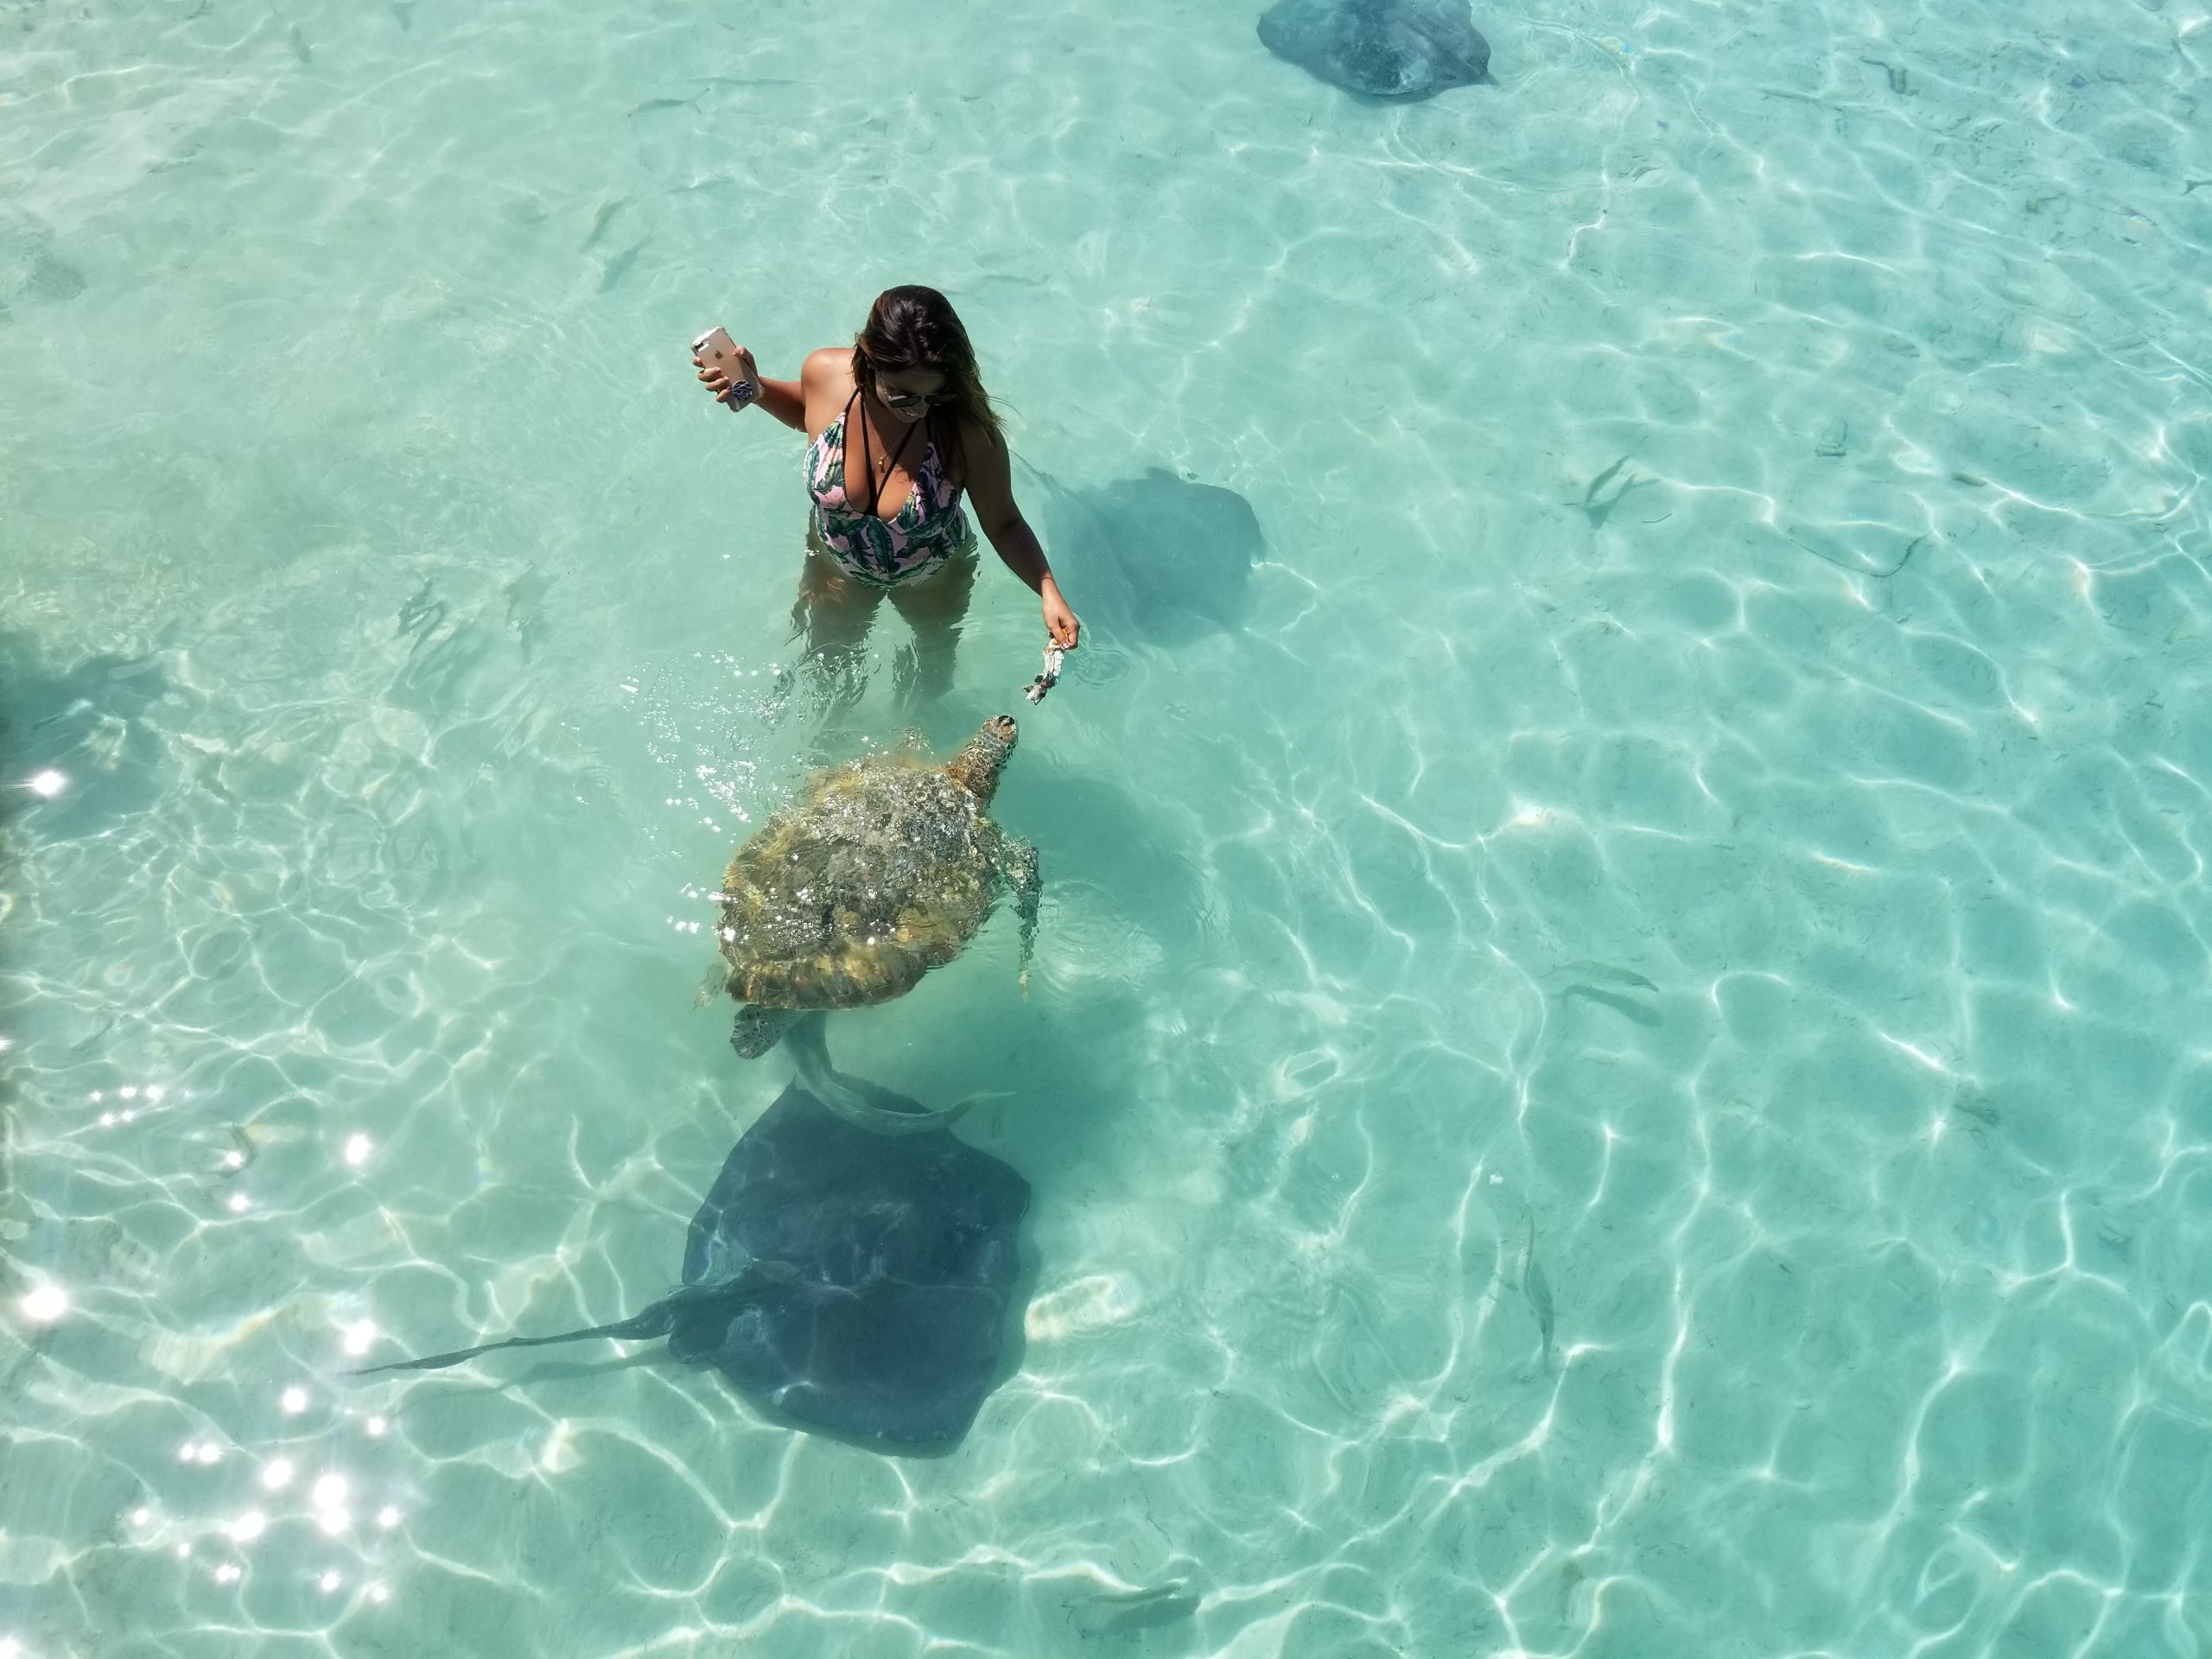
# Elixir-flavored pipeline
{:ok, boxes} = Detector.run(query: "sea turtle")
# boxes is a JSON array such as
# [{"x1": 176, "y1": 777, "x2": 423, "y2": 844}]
[{"x1": 710, "y1": 715, "x2": 1039, "y2": 1058}]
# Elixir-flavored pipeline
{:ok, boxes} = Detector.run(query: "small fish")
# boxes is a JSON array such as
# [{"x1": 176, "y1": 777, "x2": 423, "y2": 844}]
[
  {"x1": 1560, "y1": 983, "x2": 1662, "y2": 1027},
  {"x1": 504, "y1": 568, "x2": 551, "y2": 661},
  {"x1": 1560, "y1": 960, "x2": 1658, "y2": 992},
  {"x1": 1074, "y1": 1583, "x2": 1200, "y2": 1638},
  {"x1": 1521, "y1": 1208, "x2": 1555, "y2": 1373},
  {"x1": 69, "y1": 1014, "x2": 118, "y2": 1052},
  {"x1": 397, "y1": 578, "x2": 446, "y2": 642},
  {"x1": 597, "y1": 238, "x2": 648, "y2": 294},
  {"x1": 287, "y1": 20, "x2": 311, "y2": 63},
  {"x1": 1949, "y1": 1089, "x2": 2000, "y2": 1128},
  {"x1": 1584, "y1": 454, "x2": 1632, "y2": 501},
  {"x1": 1576, "y1": 455, "x2": 1648, "y2": 529},
  {"x1": 1859, "y1": 57, "x2": 1909, "y2": 94},
  {"x1": 581, "y1": 196, "x2": 625, "y2": 251}
]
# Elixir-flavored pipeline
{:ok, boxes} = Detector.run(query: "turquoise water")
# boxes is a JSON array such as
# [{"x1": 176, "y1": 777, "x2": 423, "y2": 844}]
[{"x1": 5, "y1": 0, "x2": 2212, "y2": 1650}]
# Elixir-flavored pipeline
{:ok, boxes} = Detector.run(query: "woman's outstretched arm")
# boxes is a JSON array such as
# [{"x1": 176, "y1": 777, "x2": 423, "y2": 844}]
[
  {"x1": 746, "y1": 372, "x2": 807, "y2": 432},
  {"x1": 963, "y1": 425, "x2": 1080, "y2": 648}
]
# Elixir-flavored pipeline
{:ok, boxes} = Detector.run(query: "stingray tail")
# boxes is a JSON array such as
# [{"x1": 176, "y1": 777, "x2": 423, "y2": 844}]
[
  {"x1": 350, "y1": 1300, "x2": 680, "y2": 1376},
  {"x1": 785, "y1": 1012, "x2": 989, "y2": 1135}
]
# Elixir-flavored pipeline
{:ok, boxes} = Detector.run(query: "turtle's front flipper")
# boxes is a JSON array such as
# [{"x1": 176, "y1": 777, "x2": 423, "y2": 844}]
[
  {"x1": 732, "y1": 1005, "x2": 799, "y2": 1059},
  {"x1": 1001, "y1": 836, "x2": 1041, "y2": 996}
]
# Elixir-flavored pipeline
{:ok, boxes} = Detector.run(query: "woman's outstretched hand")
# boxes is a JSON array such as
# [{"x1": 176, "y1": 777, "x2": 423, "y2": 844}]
[
  {"x1": 1042, "y1": 586, "x2": 1080, "y2": 649},
  {"x1": 696, "y1": 343, "x2": 760, "y2": 407}
]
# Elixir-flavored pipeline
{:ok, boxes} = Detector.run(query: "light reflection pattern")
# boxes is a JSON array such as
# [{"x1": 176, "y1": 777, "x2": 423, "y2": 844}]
[{"x1": 4, "y1": 0, "x2": 2212, "y2": 1652}]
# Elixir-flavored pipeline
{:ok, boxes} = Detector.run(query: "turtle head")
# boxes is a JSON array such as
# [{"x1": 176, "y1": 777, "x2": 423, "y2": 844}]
[
  {"x1": 731, "y1": 1005, "x2": 799, "y2": 1059},
  {"x1": 946, "y1": 715, "x2": 1018, "y2": 804}
]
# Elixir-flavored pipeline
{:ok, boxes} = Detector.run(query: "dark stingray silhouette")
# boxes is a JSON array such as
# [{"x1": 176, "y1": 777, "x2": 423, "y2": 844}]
[
  {"x1": 1045, "y1": 467, "x2": 1263, "y2": 647},
  {"x1": 1257, "y1": 0, "x2": 1492, "y2": 99},
  {"x1": 356, "y1": 1070, "x2": 1031, "y2": 1450}
]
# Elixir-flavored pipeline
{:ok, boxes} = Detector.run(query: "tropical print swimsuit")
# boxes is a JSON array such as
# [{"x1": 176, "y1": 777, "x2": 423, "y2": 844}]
[{"x1": 804, "y1": 391, "x2": 974, "y2": 588}]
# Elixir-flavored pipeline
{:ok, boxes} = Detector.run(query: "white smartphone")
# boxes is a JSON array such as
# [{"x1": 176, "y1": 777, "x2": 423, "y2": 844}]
[{"x1": 690, "y1": 326, "x2": 757, "y2": 407}]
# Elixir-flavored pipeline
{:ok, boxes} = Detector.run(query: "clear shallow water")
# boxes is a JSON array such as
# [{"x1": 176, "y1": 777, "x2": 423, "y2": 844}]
[{"x1": 3, "y1": 0, "x2": 2211, "y2": 1651}]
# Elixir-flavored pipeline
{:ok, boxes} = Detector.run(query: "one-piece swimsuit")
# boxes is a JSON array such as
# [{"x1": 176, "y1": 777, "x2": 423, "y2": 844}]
[{"x1": 804, "y1": 391, "x2": 973, "y2": 588}]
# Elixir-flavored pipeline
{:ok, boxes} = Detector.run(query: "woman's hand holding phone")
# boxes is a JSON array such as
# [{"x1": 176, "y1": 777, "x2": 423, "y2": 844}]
[{"x1": 692, "y1": 327, "x2": 760, "y2": 410}]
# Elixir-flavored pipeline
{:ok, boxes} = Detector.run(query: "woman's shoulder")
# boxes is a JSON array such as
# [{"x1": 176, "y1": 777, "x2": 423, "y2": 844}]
[
  {"x1": 939, "y1": 414, "x2": 1005, "y2": 495},
  {"x1": 801, "y1": 346, "x2": 854, "y2": 390},
  {"x1": 952, "y1": 413, "x2": 1006, "y2": 463},
  {"x1": 799, "y1": 348, "x2": 856, "y2": 439}
]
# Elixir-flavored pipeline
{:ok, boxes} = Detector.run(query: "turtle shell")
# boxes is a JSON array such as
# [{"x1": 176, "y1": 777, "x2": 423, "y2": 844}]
[{"x1": 717, "y1": 747, "x2": 1003, "y2": 1011}]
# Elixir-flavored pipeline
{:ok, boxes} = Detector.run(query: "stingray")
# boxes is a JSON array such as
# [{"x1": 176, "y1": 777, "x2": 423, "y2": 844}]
[
  {"x1": 1257, "y1": 0, "x2": 1493, "y2": 100},
  {"x1": 1044, "y1": 467, "x2": 1263, "y2": 647},
  {"x1": 355, "y1": 1059, "x2": 1031, "y2": 1450}
]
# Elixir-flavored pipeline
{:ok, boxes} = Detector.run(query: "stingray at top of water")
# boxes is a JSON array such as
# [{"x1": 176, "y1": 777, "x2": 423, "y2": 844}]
[
  {"x1": 1043, "y1": 467, "x2": 1263, "y2": 648},
  {"x1": 354, "y1": 1035, "x2": 1031, "y2": 1451},
  {"x1": 1257, "y1": 0, "x2": 1493, "y2": 100}
]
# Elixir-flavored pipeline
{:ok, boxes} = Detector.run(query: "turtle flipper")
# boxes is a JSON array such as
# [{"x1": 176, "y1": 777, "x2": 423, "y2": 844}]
[
  {"x1": 1000, "y1": 836, "x2": 1041, "y2": 995},
  {"x1": 732, "y1": 1005, "x2": 799, "y2": 1059}
]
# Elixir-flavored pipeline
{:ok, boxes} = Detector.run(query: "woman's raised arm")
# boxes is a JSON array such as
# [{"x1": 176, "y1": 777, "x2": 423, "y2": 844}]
[{"x1": 695, "y1": 341, "x2": 811, "y2": 433}]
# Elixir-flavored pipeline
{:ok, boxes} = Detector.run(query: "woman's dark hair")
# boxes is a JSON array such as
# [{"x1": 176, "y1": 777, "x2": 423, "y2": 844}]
[{"x1": 852, "y1": 285, "x2": 1004, "y2": 483}]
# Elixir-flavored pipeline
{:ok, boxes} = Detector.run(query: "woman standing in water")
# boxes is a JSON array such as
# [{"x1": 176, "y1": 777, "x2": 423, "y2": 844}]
[{"x1": 696, "y1": 285, "x2": 1079, "y2": 702}]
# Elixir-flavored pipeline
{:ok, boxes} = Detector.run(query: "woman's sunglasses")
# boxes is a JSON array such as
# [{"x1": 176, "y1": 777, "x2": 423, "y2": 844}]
[
  {"x1": 876, "y1": 382, "x2": 952, "y2": 410},
  {"x1": 867, "y1": 361, "x2": 953, "y2": 410}
]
